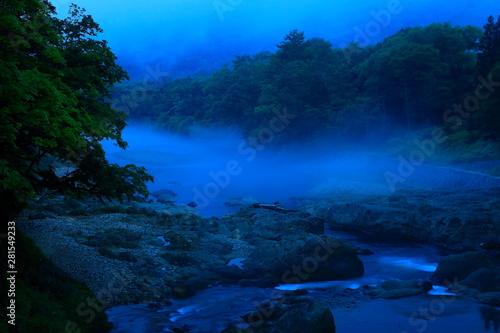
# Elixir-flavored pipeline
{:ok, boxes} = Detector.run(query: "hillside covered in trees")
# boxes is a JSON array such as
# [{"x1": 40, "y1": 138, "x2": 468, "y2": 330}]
[{"x1": 115, "y1": 17, "x2": 500, "y2": 158}]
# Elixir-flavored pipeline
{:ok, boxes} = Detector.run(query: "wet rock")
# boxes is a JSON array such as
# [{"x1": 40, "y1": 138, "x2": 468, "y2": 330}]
[
  {"x1": 461, "y1": 268, "x2": 500, "y2": 292},
  {"x1": 251, "y1": 235, "x2": 364, "y2": 283},
  {"x1": 223, "y1": 294, "x2": 335, "y2": 333},
  {"x1": 433, "y1": 252, "x2": 495, "y2": 284},
  {"x1": 365, "y1": 279, "x2": 433, "y2": 299}
]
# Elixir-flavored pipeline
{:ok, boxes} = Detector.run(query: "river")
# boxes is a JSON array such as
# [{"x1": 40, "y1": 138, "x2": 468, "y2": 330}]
[
  {"x1": 102, "y1": 124, "x2": 500, "y2": 332},
  {"x1": 106, "y1": 227, "x2": 499, "y2": 333}
]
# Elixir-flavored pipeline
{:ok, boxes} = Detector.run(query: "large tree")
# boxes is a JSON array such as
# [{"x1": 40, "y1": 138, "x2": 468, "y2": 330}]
[
  {"x1": 477, "y1": 15, "x2": 500, "y2": 77},
  {"x1": 471, "y1": 15, "x2": 500, "y2": 139},
  {"x1": 0, "y1": 0, "x2": 153, "y2": 222}
]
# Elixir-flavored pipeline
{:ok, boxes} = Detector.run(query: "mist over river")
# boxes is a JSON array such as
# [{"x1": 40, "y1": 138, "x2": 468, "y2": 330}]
[
  {"x1": 102, "y1": 123, "x2": 386, "y2": 216},
  {"x1": 103, "y1": 123, "x2": 500, "y2": 217}
]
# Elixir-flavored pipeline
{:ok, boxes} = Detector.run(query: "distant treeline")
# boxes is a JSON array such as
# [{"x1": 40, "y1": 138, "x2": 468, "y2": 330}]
[{"x1": 114, "y1": 17, "x2": 500, "y2": 145}]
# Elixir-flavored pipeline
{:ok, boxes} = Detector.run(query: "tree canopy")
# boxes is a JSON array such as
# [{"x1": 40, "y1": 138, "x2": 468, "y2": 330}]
[
  {"x1": 0, "y1": 0, "x2": 153, "y2": 221},
  {"x1": 120, "y1": 20, "x2": 500, "y2": 147}
]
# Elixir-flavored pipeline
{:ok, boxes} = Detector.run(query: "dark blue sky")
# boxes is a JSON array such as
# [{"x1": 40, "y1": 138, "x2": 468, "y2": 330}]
[{"x1": 53, "y1": 0, "x2": 500, "y2": 79}]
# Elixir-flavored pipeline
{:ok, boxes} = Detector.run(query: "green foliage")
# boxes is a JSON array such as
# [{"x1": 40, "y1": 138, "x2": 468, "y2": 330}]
[
  {"x1": 105, "y1": 17, "x2": 500, "y2": 166},
  {"x1": 122, "y1": 21, "x2": 500, "y2": 148},
  {"x1": 477, "y1": 15, "x2": 500, "y2": 77},
  {"x1": 0, "y1": 0, "x2": 153, "y2": 222},
  {"x1": 356, "y1": 23, "x2": 481, "y2": 131}
]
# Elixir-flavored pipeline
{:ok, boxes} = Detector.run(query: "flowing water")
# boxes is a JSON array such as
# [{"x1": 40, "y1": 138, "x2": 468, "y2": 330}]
[{"x1": 106, "y1": 228, "x2": 499, "y2": 333}]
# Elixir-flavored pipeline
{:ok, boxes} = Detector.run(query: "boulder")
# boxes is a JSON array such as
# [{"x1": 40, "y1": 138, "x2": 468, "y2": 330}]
[
  {"x1": 432, "y1": 252, "x2": 494, "y2": 284},
  {"x1": 223, "y1": 293, "x2": 335, "y2": 333},
  {"x1": 461, "y1": 268, "x2": 500, "y2": 292},
  {"x1": 252, "y1": 235, "x2": 364, "y2": 283},
  {"x1": 365, "y1": 279, "x2": 433, "y2": 299}
]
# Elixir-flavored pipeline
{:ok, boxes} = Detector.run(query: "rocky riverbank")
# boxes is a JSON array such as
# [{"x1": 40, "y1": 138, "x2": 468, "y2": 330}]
[
  {"x1": 16, "y1": 185, "x2": 500, "y2": 332},
  {"x1": 300, "y1": 187, "x2": 500, "y2": 251},
  {"x1": 18, "y1": 196, "x2": 364, "y2": 309}
]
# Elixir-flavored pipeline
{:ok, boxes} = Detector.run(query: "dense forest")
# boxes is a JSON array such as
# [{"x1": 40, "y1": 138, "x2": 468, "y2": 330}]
[{"x1": 114, "y1": 17, "x2": 500, "y2": 157}]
